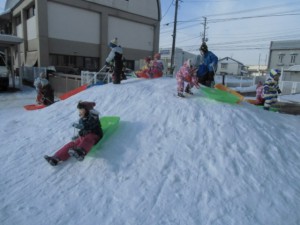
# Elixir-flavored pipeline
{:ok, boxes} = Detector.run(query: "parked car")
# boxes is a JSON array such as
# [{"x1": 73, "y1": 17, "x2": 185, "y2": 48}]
[
  {"x1": 53, "y1": 66, "x2": 80, "y2": 75},
  {"x1": 0, "y1": 52, "x2": 10, "y2": 91}
]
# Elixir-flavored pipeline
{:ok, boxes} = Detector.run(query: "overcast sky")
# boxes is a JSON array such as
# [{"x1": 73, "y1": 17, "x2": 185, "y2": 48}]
[
  {"x1": 160, "y1": 0, "x2": 300, "y2": 65},
  {"x1": 1, "y1": 0, "x2": 299, "y2": 66}
]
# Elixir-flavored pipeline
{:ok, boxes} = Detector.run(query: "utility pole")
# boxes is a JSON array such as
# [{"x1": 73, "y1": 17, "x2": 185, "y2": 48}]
[
  {"x1": 170, "y1": 0, "x2": 179, "y2": 75},
  {"x1": 202, "y1": 17, "x2": 207, "y2": 43}
]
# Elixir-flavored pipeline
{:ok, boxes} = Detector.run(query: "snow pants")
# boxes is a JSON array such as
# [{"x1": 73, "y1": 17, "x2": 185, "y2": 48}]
[
  {"x1": 54, "y1": 133, "x2": 101, "y2": 161},
  {"x1": 176, "y1": 75, "x2": 194, "y2": 92},
  {"x1": 264, "y1": 95, "x2": 277, "y2": 110},
  {"x1": 198, "y1": 71, "x2": 215, "y2": 87}
]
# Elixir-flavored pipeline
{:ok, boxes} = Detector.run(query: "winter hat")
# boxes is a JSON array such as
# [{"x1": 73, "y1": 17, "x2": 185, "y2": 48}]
[
  {"x1": 270, "y1": 69, "x2": 280, "y2": 78},
  {"x1": 77, "y1": 101, "x2": 96, "y2": 111},
  {"x1": 200, "y1": 42, "x2": 208, "y2": 53},
  {"x1": 109, "y1": 38, "x2": 118, "y2": 48},
  {"x1": 145, "y1": 56, "x2": 151, "y2": 63},
  {"x1": 154, "y1": 53, "x2": 161, "y2": 60},
  {"x1": 184, "y1": 59, "x2": 192, "y2": 68},
  {"x1": 39, "y1": 72, "x2": 46, "y2": 78}
]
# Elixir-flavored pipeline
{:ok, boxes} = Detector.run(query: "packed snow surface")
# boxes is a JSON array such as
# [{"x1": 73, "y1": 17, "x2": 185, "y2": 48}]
[{"x1": 1, "y1": 78, "x2": 300, "y2": 225}]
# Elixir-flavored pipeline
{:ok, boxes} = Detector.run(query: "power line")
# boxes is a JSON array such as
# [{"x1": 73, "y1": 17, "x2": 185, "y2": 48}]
[{"x1": 161, "y1": 0, "x2": 174, "y2": 19}]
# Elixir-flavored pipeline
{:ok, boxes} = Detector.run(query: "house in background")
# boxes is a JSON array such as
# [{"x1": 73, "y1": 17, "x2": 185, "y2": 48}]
[
  {"x1": 247, "y1": 65, "x2": 267, "y2": 76},
  {"x1": 0, "y1": 0, "x2": 161, "y2": 73},
  {"x1": 268, "y1": 40, "x2": 300, "y2": 71},
  {"x1": 268, "y1": 40, "x2": 300, "y2": 94},
  {"x1": 216, "y1": 57, "x2": 248, "y2": 76}
]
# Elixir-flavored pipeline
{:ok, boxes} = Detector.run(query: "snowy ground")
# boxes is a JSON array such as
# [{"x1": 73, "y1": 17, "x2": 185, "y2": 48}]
[{"x1": 1, "y1": 78, "x2": 300, "y2": 225}]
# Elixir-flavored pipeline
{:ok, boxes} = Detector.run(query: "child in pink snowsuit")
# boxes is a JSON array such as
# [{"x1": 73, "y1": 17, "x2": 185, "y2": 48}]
[
  {"x1": 150, "y1": 53, "x2": 164, "y2": 78},
  {"x1": 176, "y1": 59, "x2": 199, "y2": 97},
  {"x1": 255, "y1": 81, "x2": 264, "y2": 105},
  {"x1": 44, "y1": 101, "x2": 103, "y2": 166}
]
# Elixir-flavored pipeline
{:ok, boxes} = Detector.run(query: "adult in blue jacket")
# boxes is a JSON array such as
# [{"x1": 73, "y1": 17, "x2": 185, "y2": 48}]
[{"x1": 197, "y1": 42, "x2": 218, "y2": 87}]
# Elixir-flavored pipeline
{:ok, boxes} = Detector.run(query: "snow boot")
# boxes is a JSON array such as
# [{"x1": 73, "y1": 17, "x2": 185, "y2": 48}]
[
  {"x1": 44, "y1": 155, "x2": 60, "y2": 166},
  {"x1": 185, "y1": 85, "x2": 193, "y2": 95},
  {"x1": 68, "y1": 148, "x2": 86, "y2": 161},
  {"x1": 177, "y1": 92, "x2": 185, "y2": 98}
]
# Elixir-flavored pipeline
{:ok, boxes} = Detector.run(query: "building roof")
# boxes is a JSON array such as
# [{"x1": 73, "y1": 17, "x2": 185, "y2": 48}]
[
  {"x1": 285, "y1": 65, "x2": 300, "y2": 72},
  {"x1": 0, "y1": 34, "x2": 23, "y2": 47},
  {"x1": 4, "y1": 0, "x2": 21, "y2": 11},
  {"x1": 270, "y1": 40, "x2": 300, "y2": 50},
  {"x1": 218, "y1": 57, "x2": 245, "y2": 66}
]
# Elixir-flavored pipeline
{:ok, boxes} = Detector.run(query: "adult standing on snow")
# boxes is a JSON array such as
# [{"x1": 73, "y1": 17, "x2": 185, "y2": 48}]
[
  {"x1": 105, "y1": 38, "x2": 123, "y2": 84},
  {"x1": 176, "y1": 59, "x2": 199, "y2": 98},
  {"x1": 263, "y1": 69, "x2": 282, "y2": 110},
  {"x1": 44, "y1": 101, "x2": 103, "y2": 166},
  {"x1": 197, "y1": 42, "x2": 218, "y2": 88}
]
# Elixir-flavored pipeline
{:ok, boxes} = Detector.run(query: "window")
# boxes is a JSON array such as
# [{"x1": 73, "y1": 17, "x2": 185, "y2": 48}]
[
  {"x1": 221, "y1": 63, "x2": 228, "y2": 69},
  {"x1": 291, "y1": 54, "x2": 296, "y2": 64},
  {"x1": 49, "y1": 54, "x2": 99, "y2": 71},
  {"x1": 15, "y1": 15, "x2": 21, "y2": 26},
  {"x1": 27, "y1": 5, "x2": 35, "y2": 19},
  {"x1": 278, "y1": 54, "x2": 284, "y2": 63}
]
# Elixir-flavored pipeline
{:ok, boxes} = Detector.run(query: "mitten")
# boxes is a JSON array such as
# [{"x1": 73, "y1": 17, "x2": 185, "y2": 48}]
[{"x1": 72, "y1": 123, "x2": 83, "y2": 129}]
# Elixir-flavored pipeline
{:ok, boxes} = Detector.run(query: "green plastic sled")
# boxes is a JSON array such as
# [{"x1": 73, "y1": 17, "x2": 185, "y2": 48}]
[
  {"x1": 199, "y1": 85, "x2": 240, "y2": 104},
  {"x1": 88, "y1": 116, "x2": 120, "y2": 156}
]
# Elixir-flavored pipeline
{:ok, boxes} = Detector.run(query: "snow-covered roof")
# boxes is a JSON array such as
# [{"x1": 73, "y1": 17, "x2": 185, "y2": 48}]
[{"x1": 285, "y1": 65, "x2": 300, "y2": 72}]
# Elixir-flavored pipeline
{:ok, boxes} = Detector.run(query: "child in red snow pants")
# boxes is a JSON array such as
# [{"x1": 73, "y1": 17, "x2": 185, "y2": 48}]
[{"x1": 54, "y1": 133, "x2": 101, "y2": 161}]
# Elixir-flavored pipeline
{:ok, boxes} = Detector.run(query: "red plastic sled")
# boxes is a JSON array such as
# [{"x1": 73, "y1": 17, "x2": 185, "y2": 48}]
[
  {"x1": 136, "y1": 71, "x2": 163, "y2": 79},
  {"x1": 24, "y1": 104, "x2": 46, "y2": 110},
  {"x1": 59, "y1": 84, "x2": 88, "y2": 100}
]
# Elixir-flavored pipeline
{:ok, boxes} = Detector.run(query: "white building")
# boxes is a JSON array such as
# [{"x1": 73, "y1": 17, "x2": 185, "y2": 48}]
[
  {"x1": 217, "y1": 57, "x2": 248, "y2": 76},
  {"x1": 159, "y1": 47, "x2": 196, "y2": 75},
  {"x1": 0, "y1": 0, "x2": 161, "y2": 71},
  {"x1": 268, "y1": 40, "x2": 300, "y2": 70}
]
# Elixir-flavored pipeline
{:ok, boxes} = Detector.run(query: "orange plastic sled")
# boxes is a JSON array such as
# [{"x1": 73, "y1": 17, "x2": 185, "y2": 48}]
[
  {"x1": 59, "y1": 84, "x2": 88, "y2": 100},
  {"x1": 136, "y1": 71, "x2": 163, "y2": 79},
  {"x1": 24, "y1": 104, "x2": 46, "y2": 110}
]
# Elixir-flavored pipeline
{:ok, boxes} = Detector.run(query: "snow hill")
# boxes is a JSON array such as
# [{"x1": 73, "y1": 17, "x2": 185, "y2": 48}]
[{"x1": 1, "y1": 77, "x2": 300, "y2": 225}]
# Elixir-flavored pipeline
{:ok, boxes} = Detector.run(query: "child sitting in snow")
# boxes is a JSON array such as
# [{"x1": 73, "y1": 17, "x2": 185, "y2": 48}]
[
  {"x1": 150, "y1": 53, "x2": 164, "y2": 78},
  {"x1": 44, "y1": 101, "x2": 103, "y2": 166},
  {"x1": 263, "y1": 69, "x2": 282, "y2": 110},
  {"x1": 176, "y1": 59, "x2": 200, "y2": 98},
  {"x1": 34, "y1": 72, "x2": 49, "y2": 104}
]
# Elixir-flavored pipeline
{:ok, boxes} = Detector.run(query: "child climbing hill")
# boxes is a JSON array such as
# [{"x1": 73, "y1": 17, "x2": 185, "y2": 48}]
[{"x1": 176, "y1": 59, "x2": 200, "y2": 98}]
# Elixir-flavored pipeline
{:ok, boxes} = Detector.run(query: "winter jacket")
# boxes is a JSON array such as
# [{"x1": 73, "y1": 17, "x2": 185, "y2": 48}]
[
  {"x1": 151, "y1": 60, "x2": 164, "y2": 73},
  {"x1": 34, "y1": 77, "x2": 48, "y2": 90},
  {"x1": 106, "y1": 46, "x2": 123, "y2": 64},
  {"x1": 263, "y1": 77, "x2": 281, "y2": 99},
  {"x1": 78, "y1": 112, "x2": 103, "y2": 138},
  {"x1": 41, "y1": 84, "x2": 54, "y2": 105},
  {"x1": 176, "y1": 60, "x2": 199, "y2": 92},
  {"x1": 197, "y1": 51, "x2": 218, "y2": 77}
]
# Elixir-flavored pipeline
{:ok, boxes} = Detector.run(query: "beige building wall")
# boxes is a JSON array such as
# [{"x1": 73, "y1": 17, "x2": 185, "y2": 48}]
[{"x1": 10, "y1": 0, "x2": 161, "y2": 69}]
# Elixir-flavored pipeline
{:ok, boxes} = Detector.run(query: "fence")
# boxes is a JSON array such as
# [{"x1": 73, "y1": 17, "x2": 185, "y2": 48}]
[
  {"x1": 80, "y1": 70, "x2": 111, "y2": 86},
  {"x1": 21, "y1": 66, "x2": 47, "y2": 83},
  {"x1": 48, "y1": 73, "x2": 81, "y2": 96},
  {"x1": 280, "y1": 81, "x2": 300, "y2": 95}
]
